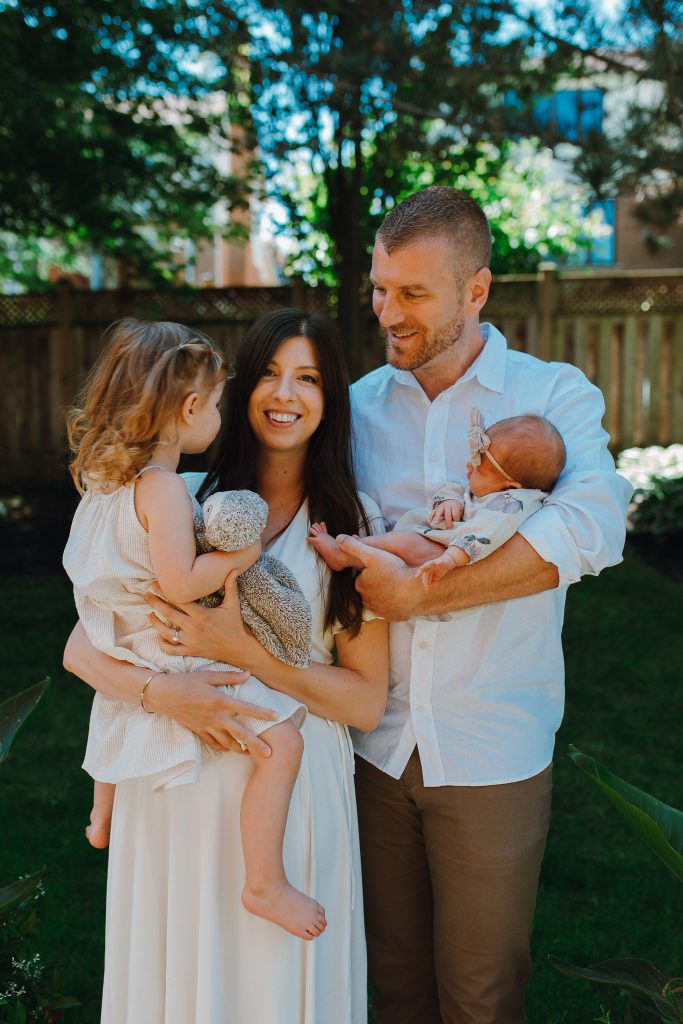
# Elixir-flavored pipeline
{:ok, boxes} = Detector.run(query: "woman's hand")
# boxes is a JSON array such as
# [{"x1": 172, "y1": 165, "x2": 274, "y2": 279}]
[
  {"x1": 63, "y1": 620, "x2": 275, "y2": 756},
  {"x1": 144, "y1": 668, "x2": 276, "y2": 757},
  {"x1": 145, "y1": 570, "x2": 258, "y2": 667}
]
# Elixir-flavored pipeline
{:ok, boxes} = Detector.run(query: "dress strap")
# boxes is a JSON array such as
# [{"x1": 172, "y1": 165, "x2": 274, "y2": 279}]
[{"x1": 136, "y1": 464, "x2": 172, "y2": 478}]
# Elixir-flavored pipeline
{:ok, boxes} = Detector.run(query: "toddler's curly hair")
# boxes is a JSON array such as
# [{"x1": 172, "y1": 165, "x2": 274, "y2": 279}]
[{"x1": 67, "y1": 318, "x2": 229, "y2": 494}]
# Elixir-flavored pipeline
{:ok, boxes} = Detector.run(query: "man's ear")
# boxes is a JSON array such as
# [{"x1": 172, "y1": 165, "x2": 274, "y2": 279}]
[
  {"x1": 179, "y1": 392, "x2": 200, "y2": 426},
  {"x1": 464, "y1": 267, "x2": 492, "y2": 315}
]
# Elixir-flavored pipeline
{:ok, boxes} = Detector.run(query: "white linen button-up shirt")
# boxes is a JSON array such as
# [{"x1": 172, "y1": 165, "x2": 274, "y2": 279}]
[{"x1": 350, "y1": 323, "x2": 633, "y2": 787}]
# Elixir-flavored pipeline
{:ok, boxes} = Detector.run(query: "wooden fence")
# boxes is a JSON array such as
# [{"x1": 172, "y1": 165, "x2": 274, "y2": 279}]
[{"x1": 1, "y1": 268, "x2": 682, "y2": 485}]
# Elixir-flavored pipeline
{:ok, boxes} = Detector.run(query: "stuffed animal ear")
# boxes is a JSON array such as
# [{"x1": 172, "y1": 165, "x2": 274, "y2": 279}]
[{"x1": 202, "y1": 490, "x2": 268, "y2": 552}]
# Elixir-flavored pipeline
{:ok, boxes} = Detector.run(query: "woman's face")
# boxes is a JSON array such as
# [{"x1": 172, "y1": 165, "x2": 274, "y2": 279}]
[{"x1": 247, "y1": 335, "x2": 325, "y2": 456}]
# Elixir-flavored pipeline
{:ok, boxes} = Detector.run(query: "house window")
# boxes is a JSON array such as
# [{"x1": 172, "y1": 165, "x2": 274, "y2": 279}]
[
  {"x1": 587, "y1": 198, "x2": 615, "y2": 264},
  {"x1": 534, "y1": 89, "x2": 604, "y2": 140}
]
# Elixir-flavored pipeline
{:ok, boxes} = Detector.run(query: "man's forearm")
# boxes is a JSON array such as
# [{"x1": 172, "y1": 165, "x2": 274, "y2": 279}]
[
  {"x1": 353, "y1": 533, "x2": 560, "y2": 620},
  {"x1": 418, "y1": 534, "x2": 559, "y2": 615}
]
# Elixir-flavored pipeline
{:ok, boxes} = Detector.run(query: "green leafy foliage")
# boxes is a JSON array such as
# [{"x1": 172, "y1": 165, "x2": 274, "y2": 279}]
[
  {"x1": 230, "y1": 0, "x2": 680, "y2": 370},
  {"x1": 617, "y1": 446, "x2": 683, "y2": 540},
  {"x1": 0, "y1": 680, "x2": 50, "y2": 766},
  {"x1": 0, "y1": 871, "x2": 45, "y2": 922},
  {"x1": 0, "y1": 2, "x2": 250, "y2": 283},
  {"x1": 0, "y1": 680, "x2": 78, "y2": 1023},
  {"x1": 549, "y1": 958, "x2": 683, "y2": 1024},
  {"x1": 567, "y1": 746, "x2": 683, "y2": 884},
  {"x1": 549, "y1": 747, "x2": 683, "y2": 1022},
  {"x1": 237, "y1": 0, "x2": 592, "y2": 370},
  {"x1": 629, "y1": 478, "x2": 683, "y2": 539}
]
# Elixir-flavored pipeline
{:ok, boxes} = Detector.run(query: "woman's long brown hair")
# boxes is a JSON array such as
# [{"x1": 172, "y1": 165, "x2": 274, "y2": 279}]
[{"x1": 199, "y1": 308, "x2": 369, "y2": 637}]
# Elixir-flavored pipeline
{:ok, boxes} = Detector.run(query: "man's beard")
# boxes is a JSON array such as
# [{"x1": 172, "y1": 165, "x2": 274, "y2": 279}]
[{"x1": 384, "y1": 311, "x2": 466, "y2": 371}]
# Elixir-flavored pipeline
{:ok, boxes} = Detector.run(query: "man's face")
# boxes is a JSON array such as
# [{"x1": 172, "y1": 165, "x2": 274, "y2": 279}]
[{"x1": 370, "y1": 236, "x2": 467, "y2": 371}]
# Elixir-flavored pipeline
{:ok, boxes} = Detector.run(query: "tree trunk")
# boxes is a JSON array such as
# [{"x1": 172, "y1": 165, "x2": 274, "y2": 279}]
[{"x1": 326, "y1": 133, "x2": 369, "y2": 380}]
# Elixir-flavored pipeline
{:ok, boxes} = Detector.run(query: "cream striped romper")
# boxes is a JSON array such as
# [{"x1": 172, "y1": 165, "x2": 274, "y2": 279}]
[{"x1": 63, "y1": 476, "x2": 305, "y2": 792}]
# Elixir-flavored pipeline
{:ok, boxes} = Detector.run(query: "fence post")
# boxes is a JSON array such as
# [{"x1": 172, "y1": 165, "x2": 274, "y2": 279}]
[
  {"x1": 290, "y1": 276, "x2": 307, "y2": 311},
  {"x1": 49, "y1": 281, "x2": 74, "y2": 476},
  {"x1": 537, "y1": 262, "x2": 558, "y2": 363}
]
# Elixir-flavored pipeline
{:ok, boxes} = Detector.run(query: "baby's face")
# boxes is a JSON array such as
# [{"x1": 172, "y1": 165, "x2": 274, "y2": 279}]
[{"x1": 466, "y1": 446, "x2": 519, "y2": 497}]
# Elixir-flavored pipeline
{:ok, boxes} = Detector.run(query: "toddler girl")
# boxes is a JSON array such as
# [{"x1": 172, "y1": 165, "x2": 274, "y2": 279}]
[
  {"x1": 309, "y1": 408, "x2": 565, "y2": 587},
  {"x1": 63, "y1": 318, "x2": 326, "y2": 941}
]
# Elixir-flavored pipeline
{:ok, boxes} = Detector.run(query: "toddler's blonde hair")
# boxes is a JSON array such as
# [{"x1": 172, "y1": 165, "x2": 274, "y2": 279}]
[{"x1": 67, "y1": 318, "x2": 229, "y2": 494}]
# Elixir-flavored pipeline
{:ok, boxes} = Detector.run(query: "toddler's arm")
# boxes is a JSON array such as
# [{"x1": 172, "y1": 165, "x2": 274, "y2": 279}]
[{"x1": 136, "y1": 470, "x2": 260, "y2": 604}]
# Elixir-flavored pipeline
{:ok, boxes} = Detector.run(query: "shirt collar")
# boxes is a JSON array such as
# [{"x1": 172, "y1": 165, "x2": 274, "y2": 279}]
[
  {"x1": 460, "y1": 323, "x2": 507, "y2": 393},
  {"x1": 377, "y1": 322, "x2": 508, "y2": 397}
]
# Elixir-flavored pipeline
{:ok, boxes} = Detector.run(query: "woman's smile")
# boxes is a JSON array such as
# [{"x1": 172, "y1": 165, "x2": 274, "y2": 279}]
[
  {"x1": 248, "y1": 334, "x2": 324, "y2": 452},
  {"x1": 264, "y1": 410, "x2": 302, "y2": 426}
]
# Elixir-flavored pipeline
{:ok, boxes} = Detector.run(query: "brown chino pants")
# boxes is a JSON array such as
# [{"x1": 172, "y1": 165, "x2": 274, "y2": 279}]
[{"x1": 355, "y1": 751, "x2": 552, "y2": 1024}]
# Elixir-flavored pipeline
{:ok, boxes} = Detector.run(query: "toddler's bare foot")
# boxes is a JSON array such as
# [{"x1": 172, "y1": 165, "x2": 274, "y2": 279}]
[
  {"x1": 307, "y1": 522, "x2": 359, "y2": 572},
  {"x1": 242, "y1": 881, "x2": 327, "y2": 940},
  {"x1": 85, "y1": 813, "x2": 111, "y2": 849}
]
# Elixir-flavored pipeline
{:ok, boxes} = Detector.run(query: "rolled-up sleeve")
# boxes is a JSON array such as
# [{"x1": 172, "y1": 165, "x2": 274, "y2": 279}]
[{"x1": 518, "y1": 366, "x2": 633, "y2": 586}]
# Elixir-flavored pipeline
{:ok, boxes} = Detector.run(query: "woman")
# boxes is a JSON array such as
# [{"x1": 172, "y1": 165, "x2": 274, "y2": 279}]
[{"x1": 64, "y1": 309, "x2": 388, "y2": 1024}]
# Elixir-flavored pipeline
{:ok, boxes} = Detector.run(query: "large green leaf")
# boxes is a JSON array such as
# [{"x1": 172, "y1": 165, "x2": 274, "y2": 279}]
[
  {"x1": 549, "y1": 956, "x2": 683, "y2": 1023},
  {"x1": 0, "y1": 867, "x2": 46, "y2": 918},
  {"x1": 568, "y1": 746, "x2": 683, "y2": 883},
  {"x1": 0, "y1": 678, "x2": 50, "y2": 764}
]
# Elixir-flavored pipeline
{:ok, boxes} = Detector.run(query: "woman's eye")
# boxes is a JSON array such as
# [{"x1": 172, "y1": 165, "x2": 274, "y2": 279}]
[
  {"x1": 262, "y1": 367, "x2": 276, "y2": 378},
  {"x1": 300, "y1": 374, "x2": 319, "y2": 384}
]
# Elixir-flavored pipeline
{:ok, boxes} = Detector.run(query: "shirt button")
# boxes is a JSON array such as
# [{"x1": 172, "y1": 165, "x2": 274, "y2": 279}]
[
  {"x1": 418, "y1": 640, "x2": 428, "y2": 649},
  {"x1": 416, "y1": 703, "x2": 426, "y2": 712},
  {"x1": 430, "y1": 453, "x2": 439, "y2": 462}
]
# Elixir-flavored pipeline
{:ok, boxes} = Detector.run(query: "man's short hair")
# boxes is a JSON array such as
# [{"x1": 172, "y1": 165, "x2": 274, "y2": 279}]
[{"x1": 376, "y1": 186, "x2": 492, "y2": 281}]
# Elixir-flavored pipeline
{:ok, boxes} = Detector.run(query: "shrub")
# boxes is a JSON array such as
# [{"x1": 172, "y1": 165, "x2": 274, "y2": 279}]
[{"x1": 616, "y1": 445, "x2": 683, "y2": 537}]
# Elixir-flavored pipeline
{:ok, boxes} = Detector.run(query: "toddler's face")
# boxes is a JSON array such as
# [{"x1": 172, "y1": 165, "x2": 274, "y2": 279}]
[{"x1": 185, "y1": 377, "x2": 225, "y2": 454}]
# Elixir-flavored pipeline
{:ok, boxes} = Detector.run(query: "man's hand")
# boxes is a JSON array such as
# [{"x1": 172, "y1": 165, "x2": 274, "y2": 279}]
[{"x1": 336, "y1": 535, "x2": 427, "y2": 620}]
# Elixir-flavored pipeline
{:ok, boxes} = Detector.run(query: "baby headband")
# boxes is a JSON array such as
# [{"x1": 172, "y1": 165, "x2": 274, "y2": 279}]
[{"x1": 467, "y1": 408, "x2": 515, "y2": 482}]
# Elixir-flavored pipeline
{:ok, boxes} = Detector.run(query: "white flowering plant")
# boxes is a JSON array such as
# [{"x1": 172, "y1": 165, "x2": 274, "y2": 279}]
[{"x1": 616, "y1": 445, "x2": 683, "y2": 537}]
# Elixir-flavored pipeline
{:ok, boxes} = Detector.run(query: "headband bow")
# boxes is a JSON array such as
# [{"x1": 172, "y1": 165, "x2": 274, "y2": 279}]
[
  {"x1": 467, "y1": 407, "x2": 514, "y2": 481},
  {"x1": 467, "y1": 408, "x2": 490, "y2": 467}
]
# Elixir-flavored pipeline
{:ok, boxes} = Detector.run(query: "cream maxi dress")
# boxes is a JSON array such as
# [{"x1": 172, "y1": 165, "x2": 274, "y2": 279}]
[{"x1": 101, "y1": 476, "x2": 380, "y2": 1024}]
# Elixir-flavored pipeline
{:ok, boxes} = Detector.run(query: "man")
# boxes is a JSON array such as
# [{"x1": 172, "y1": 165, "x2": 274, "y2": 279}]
[{"x1": 343, "y1": 187, "x2": 632, "y2": 1024}]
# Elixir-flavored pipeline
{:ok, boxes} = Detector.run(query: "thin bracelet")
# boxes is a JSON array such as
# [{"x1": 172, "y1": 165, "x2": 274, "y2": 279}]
[{"x1": 141, "y1": 670, "x2": 167, "y2": 714}]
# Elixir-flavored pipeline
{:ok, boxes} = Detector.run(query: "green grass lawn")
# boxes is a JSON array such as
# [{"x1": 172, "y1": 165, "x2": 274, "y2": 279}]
[{"x1": 1, "y1": 542, "x2": 681, "y2": 1023}]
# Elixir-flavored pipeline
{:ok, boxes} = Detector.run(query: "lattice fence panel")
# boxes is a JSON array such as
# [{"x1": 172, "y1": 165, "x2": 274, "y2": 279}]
[
  {"x1": 558, "y1": 275, "x2": 683, "y2": 316},
  {"x1": 0, "y1": 293, "x2": 56, "y2": 327}
]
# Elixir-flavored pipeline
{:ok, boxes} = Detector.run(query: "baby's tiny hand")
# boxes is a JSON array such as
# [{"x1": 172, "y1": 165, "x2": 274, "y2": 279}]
[{"x1": 428, "y1": 499, "x2": 464, "y2": 529}]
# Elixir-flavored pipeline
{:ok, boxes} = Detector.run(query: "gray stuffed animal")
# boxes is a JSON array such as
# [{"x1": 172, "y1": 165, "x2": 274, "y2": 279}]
[{"x1": 194, "y1": 490, "x2": 312, "y2": 669}]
